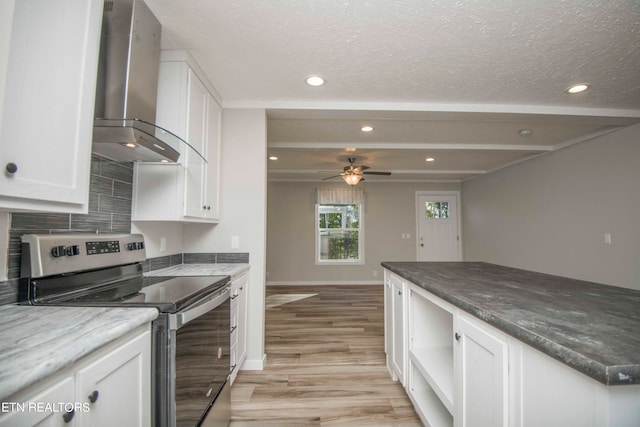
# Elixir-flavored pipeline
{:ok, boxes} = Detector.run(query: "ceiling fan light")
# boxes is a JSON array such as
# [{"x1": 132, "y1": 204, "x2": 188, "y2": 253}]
[{"x1": 342, "y1": 174, "x2": 363, "y2": 186}]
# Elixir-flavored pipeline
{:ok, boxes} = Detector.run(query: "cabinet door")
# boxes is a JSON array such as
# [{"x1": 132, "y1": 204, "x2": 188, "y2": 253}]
[
  {"x1": 384, "y1": 272, "x2": 393, "y2": 359},
  {"x1": 0, "y1": 0, "x2": 101, "y2": 213},
  {"x1": 236, "y1": 274, "x2": 248, "y2": 367},
  {"x1": 391, "y1": 277, "x2": 406, "y2": 385},
  {"x1": 0, "y1": 376, "x2": 75, "y2": 427},
  {"x1": 183, "y1": 69, "x2": 207, "y2": 218},
  {"x1": 204, "y1": 95, "x2": 221, "y2": 219},
  {"x1": 75, "y1": 330, "x2": 151, "y2": 427},
  {"x1": 230, "y1": 272, "x2": 248, "y2": 385},
  {"x1": 455, "y1": 314, "x2": 508, "y2": 427}
]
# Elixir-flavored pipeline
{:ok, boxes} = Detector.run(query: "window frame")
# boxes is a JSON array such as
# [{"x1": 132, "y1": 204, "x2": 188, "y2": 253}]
[{"x1": 315, "y1": 202, "x2": 364, "y2": 265}]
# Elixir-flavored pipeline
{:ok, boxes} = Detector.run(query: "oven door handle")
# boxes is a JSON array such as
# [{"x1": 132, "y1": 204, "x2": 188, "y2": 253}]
[{"x1": 176, "y1": 286, "x2": 230, "y2": 328}]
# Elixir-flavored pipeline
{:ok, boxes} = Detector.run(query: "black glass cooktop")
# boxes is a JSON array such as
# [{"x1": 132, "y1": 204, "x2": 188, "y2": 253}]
[{"x1": 23, "y1": 273, "x2": 230, "y2": 313}]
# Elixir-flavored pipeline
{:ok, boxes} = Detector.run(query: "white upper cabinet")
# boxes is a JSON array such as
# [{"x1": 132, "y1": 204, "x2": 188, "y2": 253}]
[
  {"x1": 132, "y1": 51, "x2": 221, "y2": 222},
  {"x1": 0, "y1": 0, "x2": 102, "y2": 213}
]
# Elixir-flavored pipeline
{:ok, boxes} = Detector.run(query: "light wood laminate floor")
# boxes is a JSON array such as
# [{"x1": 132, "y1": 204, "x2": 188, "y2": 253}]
[{"x1": 230, "y1": 285, "x2": 421, "y2": 426}]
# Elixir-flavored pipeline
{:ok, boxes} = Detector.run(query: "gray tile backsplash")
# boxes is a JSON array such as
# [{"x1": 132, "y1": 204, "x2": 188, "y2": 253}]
[{"x1": 6, "y1": 155, "x2": 133, "y2": 279}]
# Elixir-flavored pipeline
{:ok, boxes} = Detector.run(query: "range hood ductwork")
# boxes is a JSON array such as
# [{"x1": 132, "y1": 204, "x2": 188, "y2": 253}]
[{"x1": 92, "y1": 0, "x2": 194, "y2": 163}]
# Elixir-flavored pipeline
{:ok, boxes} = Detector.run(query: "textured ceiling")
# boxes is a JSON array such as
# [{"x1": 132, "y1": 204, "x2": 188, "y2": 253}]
[{"x1": 145, "y1": 0, "x2": 640, "y2": 183}]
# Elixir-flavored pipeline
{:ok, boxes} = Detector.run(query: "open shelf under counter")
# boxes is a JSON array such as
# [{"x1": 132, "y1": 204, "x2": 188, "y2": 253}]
[
  {"x1": 408, "y1": 359, "x2": 453, "y2": 427},
  {"x1": 409, "y1": 346, "x2": 454, "y2": 413}
]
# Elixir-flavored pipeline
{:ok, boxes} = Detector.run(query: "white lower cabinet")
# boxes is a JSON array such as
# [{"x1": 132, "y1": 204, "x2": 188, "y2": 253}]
[
  {"x1": 454, "y1": 313, "x2": 508, "y2": 427},
  {"x1": 515, "y1": 341, "x2": 640, "y2": 427},
  {"x1": 384, "y1": 270, "x2": 406, "y2": 385},
  {"x1": 402, "y1": 284, "x2": 508, "y2": 427},
  {"x1": 401, "y1": 284, "x2": 510, "y2": 427},
  {"x1": 384, "y1": 268, "x2": 640, "y2": 427},
  {"x1": 230, "y1": 272, "x2": 248, "y2": 385},
  {"x1": 407, "y1": 286, "x2": 455, "y2": 426},
  {"x1": 0, "y1": 377, "x2": 75, "y2": 427},
  {"x1": 0, "y1": 326, "x2": 151, "y2": 427}
]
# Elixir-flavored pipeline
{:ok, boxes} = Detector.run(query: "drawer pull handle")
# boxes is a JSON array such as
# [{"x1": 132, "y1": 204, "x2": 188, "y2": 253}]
[
  {"x1": 88, "y1": 390, "x2": 99, "y2": 403},
  {"x1": 5, "y1": 162, "x2": 17, "y2": 174},
  {"x1": 455, "y1": 332, "x2": 461, "y2": 341},
  {"x1": 62, "y1": 409, "x2": 75, "y2": 423}
]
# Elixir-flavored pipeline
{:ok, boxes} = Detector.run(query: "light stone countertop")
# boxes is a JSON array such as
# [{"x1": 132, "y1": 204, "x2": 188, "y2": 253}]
[
  {"x1": 145, "y1": 263, "x2": 250, "y2": 278},
  {"x1": 0, "y1": 305, "x2": 158, "y2": 401},
  {"x1": 382, "y1": 261, "x2": 640, "y2": 386}
]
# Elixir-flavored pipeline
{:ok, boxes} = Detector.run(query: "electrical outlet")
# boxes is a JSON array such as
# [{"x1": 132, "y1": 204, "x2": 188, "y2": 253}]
[
  {"x1": 231, "y1": 236, "x2": 240, "y2": 249},
  {"x1": 160, "y1": 237, "x2": 167, "y2": 252},
  {"x1": 604, "y1": 233, "x2": 612, "y2": 245}
]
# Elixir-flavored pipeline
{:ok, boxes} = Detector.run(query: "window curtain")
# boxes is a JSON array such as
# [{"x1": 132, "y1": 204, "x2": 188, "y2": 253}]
[{"x1": 315, "y1": 188, "x2": 365, "y2": 205}]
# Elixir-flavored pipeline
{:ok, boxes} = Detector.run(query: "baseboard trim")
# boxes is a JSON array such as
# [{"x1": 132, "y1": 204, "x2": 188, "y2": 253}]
[
  {"x1": 241, "y1": 354, "x2": 266, "y2": 371},
  {"x1": 266, "y1": 280, "x2": 384, "y2": 286}
]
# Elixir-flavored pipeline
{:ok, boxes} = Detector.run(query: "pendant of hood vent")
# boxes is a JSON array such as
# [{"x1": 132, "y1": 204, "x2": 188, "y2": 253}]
[{"x1": 91, "y1": 0, "x2": 197, "y2": 163}]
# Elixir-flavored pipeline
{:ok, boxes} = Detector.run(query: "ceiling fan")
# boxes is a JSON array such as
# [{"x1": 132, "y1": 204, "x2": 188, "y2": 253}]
[{"x1": 322, "y1": 157, "x2": 391, "y2": 186}]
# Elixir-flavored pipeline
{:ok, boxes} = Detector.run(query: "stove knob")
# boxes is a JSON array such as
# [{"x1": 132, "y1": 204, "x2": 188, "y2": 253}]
[
  {"x1": 51, "y1": 245, "x2": 66, "y2": 258},
  {"x1": 65, "y1": 245, "x2": 81, "y2": 256},
  {"x1": 127, "y1": 243, "x2": 135, "y2": 250}
]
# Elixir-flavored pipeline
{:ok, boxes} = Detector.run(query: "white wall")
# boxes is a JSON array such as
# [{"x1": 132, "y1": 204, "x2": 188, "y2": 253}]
[
  {"x1": 183, "y1": 108, "x2": 267, "y2": 369},
  {"x1": 267, "y1": 180, "x2": 461, "y2": 283},
  {"x1": 462, "y1": 123, "x2": 640, "y2": 290}
]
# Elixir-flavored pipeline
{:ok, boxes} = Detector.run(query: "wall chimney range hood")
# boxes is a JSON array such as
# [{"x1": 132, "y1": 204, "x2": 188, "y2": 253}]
[{"x1": 92, "y1": 0, "x2": 187, "y2": 163}]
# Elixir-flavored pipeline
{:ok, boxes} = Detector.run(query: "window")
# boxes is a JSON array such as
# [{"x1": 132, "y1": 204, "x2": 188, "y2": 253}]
[
  {"x1": 316, "y1": 203, "x2": 363, "y2": 264},
  {"x1": 425, "y1": 201, "x2": 450, "y2": 219}
]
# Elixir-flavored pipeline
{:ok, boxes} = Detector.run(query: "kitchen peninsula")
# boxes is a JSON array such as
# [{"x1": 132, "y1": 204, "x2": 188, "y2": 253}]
[{"x1": 382, "y1": 261, "x2": 640, "y2": 427}]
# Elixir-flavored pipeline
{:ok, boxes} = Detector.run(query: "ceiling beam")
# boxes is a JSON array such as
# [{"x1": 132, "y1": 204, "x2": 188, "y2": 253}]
[{"x1": 267, "y1": 142, "x2": 553, "y2": 151}]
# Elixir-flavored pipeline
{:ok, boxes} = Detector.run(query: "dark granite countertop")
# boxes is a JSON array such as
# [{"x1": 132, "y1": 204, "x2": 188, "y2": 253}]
[{"x1": 381, "y1": 261, "x2": 640, "y2": 386}]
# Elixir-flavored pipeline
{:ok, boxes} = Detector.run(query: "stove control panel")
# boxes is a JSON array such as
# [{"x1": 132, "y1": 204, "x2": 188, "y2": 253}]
[
  {"x1": 86, "y1": 240, "x2": 121, "y2": 255},
  {"x1": 21, "y1": 234, "x2": 147, "y2": 278}
]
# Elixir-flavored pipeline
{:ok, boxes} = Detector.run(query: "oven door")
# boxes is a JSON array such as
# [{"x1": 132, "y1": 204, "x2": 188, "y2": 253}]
[{"x1": 173, "y1": 285, "x2": 231, "y2": 427}]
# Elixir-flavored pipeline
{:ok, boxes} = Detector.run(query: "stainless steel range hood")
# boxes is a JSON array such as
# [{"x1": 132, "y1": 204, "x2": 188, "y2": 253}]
[{"x1": 92, "y1": 0, "x2": 184, "y2": 163}]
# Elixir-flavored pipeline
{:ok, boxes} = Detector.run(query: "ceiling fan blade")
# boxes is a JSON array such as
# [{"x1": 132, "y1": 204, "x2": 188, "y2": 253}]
[
  {"x1": 363, "y1": 171, "x2": 391, "y2": 176},
  {"x1": 322, "y1": 175, "x2": 342, "y2": 180}
]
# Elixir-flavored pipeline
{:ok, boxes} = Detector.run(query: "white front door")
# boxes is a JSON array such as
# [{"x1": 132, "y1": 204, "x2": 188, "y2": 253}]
[{"x1": 416, "y1": 192, "x2": 461, "y2": 261}]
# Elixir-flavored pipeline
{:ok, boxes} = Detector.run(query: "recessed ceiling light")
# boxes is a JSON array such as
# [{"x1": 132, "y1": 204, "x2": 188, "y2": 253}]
[
  {"x1": 566, "y1": 83, "x2": 590, "y2": 94},
  {"x1": 305, "y1": 75, "x2": 325, "y2": 87},
  {"x1": 160, "y1": 159, "x2": 169, "y2": 163},
  {"x1": 518, "y1": 128, "x2": 533, "y2": 137},
  {"x1": 345, "y1": 148, "x2": 357, "y2": 152},
  {"x1": 425, "y1": 157, "x2": 435, "y2": 162},
  {"x1": 268, "y1": 155, "x2": 278, "y2": 161},
  {"x1": 361, "y1": 126, "x2": 374, "y2": 132},
  {"x1": 125, "y1": 143, "x2": 136, "y2": 148}
]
